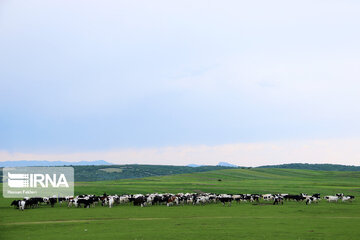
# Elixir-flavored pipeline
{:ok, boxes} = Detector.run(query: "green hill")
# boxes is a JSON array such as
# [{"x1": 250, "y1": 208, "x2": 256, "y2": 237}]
[
  {"x1": 258, "y1": 163, "x2": 360, "y2": 171},
  {"x1": 0, "y1": 164, "x2": 237, "y2": 183},
  {"x1": 2, "y1": 163, "x2": 360, "y2": 183},
  {"x1": 73, "y1": 164, "x2": 239, "y2": 181},
  {"x1": 74, "y1": 168, "x2": 360, "y2": 196}
]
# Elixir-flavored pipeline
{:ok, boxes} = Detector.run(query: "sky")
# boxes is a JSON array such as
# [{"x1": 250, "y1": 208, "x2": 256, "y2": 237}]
[{"x1": 1, "y1": 0, "x2": 360, "y2": 166}]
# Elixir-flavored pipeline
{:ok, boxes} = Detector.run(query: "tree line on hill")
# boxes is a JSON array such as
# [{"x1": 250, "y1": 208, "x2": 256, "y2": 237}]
[
  {"x1": 257, "y1": 163, "x2": 360, "y2": 171},
  {"x1": 0, "y1": 163, "x2": 359, "y2": 183}
]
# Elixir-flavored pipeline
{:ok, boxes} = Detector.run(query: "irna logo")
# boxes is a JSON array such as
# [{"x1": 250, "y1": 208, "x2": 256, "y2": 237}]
[
  {"x1": 7, "y1": 172, "x2": 69, "y2": 188},
  {"x1": 3, "y1": 167, "x2": 74, "y2": 198}
]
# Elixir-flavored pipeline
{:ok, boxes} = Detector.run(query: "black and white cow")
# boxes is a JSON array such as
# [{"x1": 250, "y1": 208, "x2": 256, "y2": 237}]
[
  {"x1": 342, "y1": 195, "x2": 355, "y2": 202},
  {"x1": 273, "y1": 195, "x2": 284, "y2": 205},
  {"x1": 218, "y1": 194, "x2": 232, "y2": 206}
]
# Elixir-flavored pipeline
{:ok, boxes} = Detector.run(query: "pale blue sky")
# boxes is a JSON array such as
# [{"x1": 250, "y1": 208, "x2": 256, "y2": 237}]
[{"x1": 1, "y1": 1, "x2": 360, "y2": 165}]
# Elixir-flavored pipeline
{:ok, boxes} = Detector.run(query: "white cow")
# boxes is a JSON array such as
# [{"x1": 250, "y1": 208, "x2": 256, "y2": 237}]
[
  {"x1": 19, "y1": 200, "x2": 26, "y2": 211},
  {"x1": 342, "y1": 196, "x2": 355, "y2": 202},
  {"x1": 108, "y1": 197, "x2": 114, "y2": 208},
  {"x1": 263, "y1": 194, "x2": 274, "y2": 201},
  {"x1": 324, "y1": 196, "x2": 339, "y2": 202},
  {"x1": 119, "y1": 196, "x2": 129, "y2": 204}
]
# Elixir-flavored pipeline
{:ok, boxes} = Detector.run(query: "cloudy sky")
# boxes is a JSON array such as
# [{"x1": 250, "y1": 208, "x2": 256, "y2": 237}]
[{"x1": 1, "y1": 0, "x2": 360, "y2": 166}]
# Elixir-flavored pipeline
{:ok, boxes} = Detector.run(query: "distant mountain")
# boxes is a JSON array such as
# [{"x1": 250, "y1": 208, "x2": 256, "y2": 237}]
[
  {"x1": 257, "y1": 163, "x2": 360, "y2": 171},
  {"x1": 217, "y1": 162, "x2": 238, "y2": 168},
  {"x1": 0, "y1": 160, "x2": 112, "y2": 167},
  {"x1": 187, "y1": 164, "x2": 203, "y2": 167}
]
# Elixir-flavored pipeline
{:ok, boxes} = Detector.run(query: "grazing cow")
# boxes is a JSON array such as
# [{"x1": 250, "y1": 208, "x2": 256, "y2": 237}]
[
  {"x1": 218, "y1": 194, "x2": 232, "y2": 206},
  {"x1": 119, "y1": 196, "x2": 130, "y2": 204},
  {"x1": 305, "y1": 197, "x2": 319, "y2": 205},
  {"x1": 232, "y1": 195, "x2": 242, "y2": 203},
  {"x1": 185, "y1": 194, "x2": 196, "y2": 205},
  {"x1": 241, "y1": 194, "x2": 254, "y2": 202},
  {"x1": 167, "y1": 196, "x2": 179, "y2": 207},
  {"x1": 312, "y1": 193, "x2": 321, "y2": 199},
  {"x1": 251, "y1": 194, "x2": 261, "y2": 202},
  {"x1": 133, "y1": 196, "x2": 147, "y2": 207},
  {"x1": 342, "y1": 196, "x2": 355, "y2": 202},
  {"x1": 108, "y1": 197, "x2": 114, "y2": 208},
  {"x1": 76, "y1": 198, "x2": 95, "y2": 208},
  {"x1": 284, "y1": 194, "x2": 305, "y2": 202},
  {"x1": 11, "y1": 200, "x2": 20, "y2": 209},
  {"x1": 324, "y1": 196, "x2": 339, "y2": 202},
  {"x1": 195, "y1": 196, "x2": 209, "y2": 205},
  {"x1": 152, "y1": 195, "x2": 164, "y2": 205},
  {"x1": 263, "y1": 194, "x2": 274, "y2": 201},
  {"x1": 273, "y1": 195, "x2": 283, "y2": 205},
  {"x1": 49, "y1": 198, "x2": 57, "y2": 207},
  {"x1": 19, "y1": 200, "x2": 26, "y2": 211}
]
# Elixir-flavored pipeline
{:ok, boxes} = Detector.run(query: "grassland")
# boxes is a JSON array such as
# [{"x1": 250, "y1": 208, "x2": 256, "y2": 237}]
[{"x1": 1, "y1": 168, "x2": 360, "y2": 240}]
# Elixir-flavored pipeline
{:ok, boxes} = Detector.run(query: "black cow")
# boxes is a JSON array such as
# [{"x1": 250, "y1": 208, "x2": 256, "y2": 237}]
[
  {"x1": 133, "y1": 196, "x2": 147, "y2": 207},
  {"x1": 77, "y1": 198, "x2": 95, "y2": 208},
  {"x1": 284, "y1": 195, "x2": 305, "y2": 201},
  {"x1": 273, "y1": 195, "x2": 284, "y2": 205},
  {"x1": 312, "y1": 193, "x2": 321, "y2": 199},
  {"x1": 49, "y1": 198, "x2": 57, "y2": 207},
  {"x1": 218, "y1": 195, "x2": 232, "y2": 206},
  {"x1": 11, "y1": 200, "x2": 20, "y2": 209}
]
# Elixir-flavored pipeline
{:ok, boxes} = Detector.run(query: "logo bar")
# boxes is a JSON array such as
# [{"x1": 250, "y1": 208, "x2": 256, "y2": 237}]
[{"x1": 3, "y1": 167, "x2": 74, "y2": 198}]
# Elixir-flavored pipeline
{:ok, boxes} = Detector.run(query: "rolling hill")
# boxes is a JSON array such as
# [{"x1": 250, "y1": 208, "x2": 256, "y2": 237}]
[
  {"x1": 73, "y1": 167, "x2": 360, "y2": 196},
  {"x1": 0, "y1": 164, "x2": 235, "y2": 182},
  {"x1": 258, "y1": 163, "x2": 360, "y2": 171},
  {"x1": 1, "y1": 162, "x2": 359, "y2": 183}
]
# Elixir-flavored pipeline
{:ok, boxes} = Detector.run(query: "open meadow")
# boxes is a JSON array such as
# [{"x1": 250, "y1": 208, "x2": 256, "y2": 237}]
[{"x1": 1, "y1": 168, "x2": 360, "y2": 240}]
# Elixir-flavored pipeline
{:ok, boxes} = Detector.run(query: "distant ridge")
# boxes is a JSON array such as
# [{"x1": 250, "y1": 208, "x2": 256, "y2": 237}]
[
  {"x1": 217, "y1": 162, "x2": 238, "y2": 168},
  {"x1": 0, "y1": 160, "x2": 112, "y2": 167},
  {"x1": 187, "y1": 164, "x2": 203, "y2": 167},
  {"x1": 257, "y1": 163, "x2": 360, "y2": 171}
]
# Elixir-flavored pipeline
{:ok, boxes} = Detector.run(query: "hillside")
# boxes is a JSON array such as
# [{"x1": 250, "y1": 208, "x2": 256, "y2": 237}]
[
  {"x1": 2, "y1": 168, "x2": 360, "y2": 240},
  {"x1": 258, "y1": 163, "x2": 360, "y2": 171},
  {"x1": 0, "y1": 164, "x2": 234, "y2": 182},
  {"x1": 73, "y1": 165, "x2": 236, "y2": 181},
  {"x1": 2, "y1": 163, "x2": 359, "y2": 183},
  {"x1": 74, "y1": 168, "x2": 360, "y2": 196}
]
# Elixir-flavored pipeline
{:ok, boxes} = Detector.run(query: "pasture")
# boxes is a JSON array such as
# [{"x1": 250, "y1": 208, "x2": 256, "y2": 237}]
[{"x1": 1, "y1": 168, "x2": 360, "y2": 240}]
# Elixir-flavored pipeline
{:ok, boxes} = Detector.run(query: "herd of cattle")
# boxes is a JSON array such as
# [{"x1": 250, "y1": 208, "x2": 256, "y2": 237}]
[{"x1": 11, "y1": 193, "x2": 355, "y2": 210}]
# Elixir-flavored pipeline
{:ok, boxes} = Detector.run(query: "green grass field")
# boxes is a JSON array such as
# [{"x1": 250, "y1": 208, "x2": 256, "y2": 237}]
[{"x1": 1, "y1": 168, "x2": 360, "y2": 240}]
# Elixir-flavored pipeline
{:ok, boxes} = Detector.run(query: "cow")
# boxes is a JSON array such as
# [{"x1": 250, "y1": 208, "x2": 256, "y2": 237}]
[
  {"x1": 167, "y1": 196, "x2": 179, "y2": 207},
  {"x1": 133, "y1": 196, "x2": 147, "y2": 207},
  {"x1": 324, "y1": 196, "x2": 339, "y2": 202},
  {"x1": 305, "y1": 197, "x2": 319, "y2": 205},
  {"x1": 251, "y1": 194, "x2": 261, "y2": 202},
  {"x1": 108, "y1": 197, "x2": 114, "y2": 208},
  {"x1": 49, "y1": 198, "x2": 57, "y2": 207},
  {"x1": 74, "y1": 197, "x2": 96, "y2": 208},
  {"x1": 218, "y1": 194, "x2": 232, "y2": 206},
  {"x1": 263, "y1": 194, "x2": 274, "y2": 201},
  {"x1": 273, "y1": 195, "x2": 283, "y2": 205},
  {"x1": 11, "y1": 200, "x2": 20, "y2": 209},
  {"x1": 312, "y1": 193, "x2": 321, "y2": 199},
  {"x1": 336, "y1": 193, "x2": 344, "y2": 198},
  {"x1": 232, "y1": 195, "x2": 242, "y2": 203},
  {"x1": 19, "y1": 200, "x2": 26, "y2": 211},
  {"x1": 342, "y1": 195, "x2": 355, "y2": 202},
  {"x1": 195, "y1": 196, "x2": 209, "y2": 205},
  {"x1": 284, "y1": 194, "x2": 305, "y2": 201}
]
